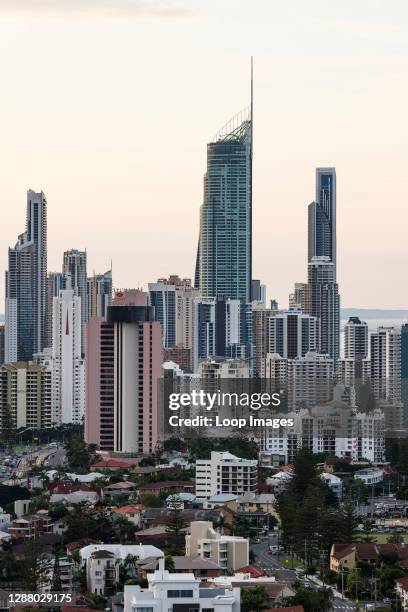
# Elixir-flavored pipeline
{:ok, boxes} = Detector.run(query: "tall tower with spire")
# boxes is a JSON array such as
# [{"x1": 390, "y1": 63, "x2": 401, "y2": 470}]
[{"x1": 195, "y1": 60, "x2": 253, "y2": 303}]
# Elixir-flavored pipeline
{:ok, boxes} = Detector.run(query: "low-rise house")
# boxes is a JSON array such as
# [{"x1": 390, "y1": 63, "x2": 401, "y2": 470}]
[
  {"x1": 80, "y1": 543, "x2": 164, "y2": 593},
  {"x1": 236, "y1": 492, "x2": 277, "y2": 514},
  {"x1": 111, "y1": 505, "x2": 144, "y2": 528},
  {"x1": 166, "y1": 493, "x2": 197, "y2": 509},
  {"x1": 320, "y1": 473, "x2": 343, "y2": 499},
  {"x1": 136, "y1": 555, "x2": 221, "y2": 579},
  {"x1": 204, "y1": 493, "x2": 238, "y2": 510},
  {"x1": 91, "y1": 459, "x2": 136, "y2": 471},
  {"x1": 209, "y1": 574, "x2": 295, "y2": 608},
  {"x1": 50, "y1": 490, "x2": 99, "y2": 505},
  {"x1": 330, "y1": 543, "x2": 408, "y2": 572},
  {"x1": 139, "y1": 480, "x2": 195, "y2": 496},
  {"x1": 266, "y1": 471, "x2": 293, "y2": 494},
  {"x1": 103, "y1": 482, "x2": 136, "y2": 498},
  {"x1": 186, "y1": 521, "x2": 249, "y2": 573},
  {"x1": 9, "y1": 510, "x2": 53, "y2": 540},
  {"x1": 354, "y1": 467, "x2": 384, "y2": 485},
  {"x1": 87, "y1": 550, "x2": 118, "y2": 595},
  {"x1": 124, "y1": 558, "x2": 240, "y2": 612}
]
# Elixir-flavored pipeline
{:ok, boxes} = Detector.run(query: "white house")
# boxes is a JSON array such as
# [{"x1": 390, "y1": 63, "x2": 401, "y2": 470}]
[{"x1": 124, "y1": 558, "x2": 240, "y2": 612}]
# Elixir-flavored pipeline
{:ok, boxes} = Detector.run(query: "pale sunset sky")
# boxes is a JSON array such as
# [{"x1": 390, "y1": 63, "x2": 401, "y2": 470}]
[{"x1": 1, "y1": 0, "x2": 407, "y2": 308}]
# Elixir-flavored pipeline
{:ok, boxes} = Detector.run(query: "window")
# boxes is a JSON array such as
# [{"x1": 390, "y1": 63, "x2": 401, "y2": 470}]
[
  {"x1": 135, "y1": 608, "x2": 154, "y2": 612},
  {"x1": 167, "y1": 590, "x2": 193, "y2": 598}
]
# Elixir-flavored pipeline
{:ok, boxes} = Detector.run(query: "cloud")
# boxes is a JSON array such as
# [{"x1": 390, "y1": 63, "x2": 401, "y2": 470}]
[{"x1": 0, "y1": 0, "x2": 191, "y2": 18}]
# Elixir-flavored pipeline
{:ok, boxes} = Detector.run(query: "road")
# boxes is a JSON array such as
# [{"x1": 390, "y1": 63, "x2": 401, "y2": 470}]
[
  {"x1": 46, "y1": 447, "x2": 66, "y2": 468},
  {"x1": 251, "y1": 539, "x2": 357, "y2": 611}
]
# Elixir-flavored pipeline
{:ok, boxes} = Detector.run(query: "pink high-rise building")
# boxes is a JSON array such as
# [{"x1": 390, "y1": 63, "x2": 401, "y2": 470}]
[{"x1": 85, "y1": 290, "x2": 162, "y2": 454}]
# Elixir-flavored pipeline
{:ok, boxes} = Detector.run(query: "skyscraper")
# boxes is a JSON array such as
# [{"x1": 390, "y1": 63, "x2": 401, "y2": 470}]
[
  {"x1": 267, "y1": 310, "x2": 320, "y2": 359},
  {"x1": 401, "y1": 324, "x2": 408, "y2": 417},
  {"x1": 370, "y1": 326, "x2": 401, "y2": 404},
  {"x1": 63, "y1": 249, "x2": 87, "y2": 354},
  {"x1": 5, "y1": 190, "x2": 47, "y2": 362},
  {"x1": 85, "y1": 290, "x2": 161, "y2": 454},
  {"x1": 46, "y1": 271, "x2": 71, "y2": 349},
  {"x1": 197, "y1": 99, "x2": 252, "y2": 302},
  {"x1": 308, "y1": 168, "x2": 336, "y2": 276},
  {"x1": 86, "y1": 269, "x2": 112, "y2": 320},
  {"x1": 51, "y1": 289, "x2": 85, "y2": 424},
  {"x1": 192, "y1": 297, "x2": 216, "y2": 372},
  {"x1": 306, "y1": 256, "x2": 340, "y2": 362},
  {"x1": 344, "y1": 317, "x2": 368, "y2": 360}
]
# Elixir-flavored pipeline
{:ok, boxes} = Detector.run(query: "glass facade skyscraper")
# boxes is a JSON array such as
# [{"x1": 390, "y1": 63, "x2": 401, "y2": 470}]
[
  {"x1": 197, "y1": 109, "x2": 252, "y2": 303},
  {"x1": 308, "y1": 168, "x2": 337, "y2": 277},
  {"x1": 5, "y1": 190, "x2": 47, "y2": 363}
]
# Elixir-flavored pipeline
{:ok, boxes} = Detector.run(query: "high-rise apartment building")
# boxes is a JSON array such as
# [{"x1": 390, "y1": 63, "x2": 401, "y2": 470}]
[
  {"x1": 401, "y1": 324, "x2": 408, "y2": 417},
  {"x1": 306, "y1": 256, "x2": 340, "y2": 362},
  {"x1": 63, "y1": 250, "x2": 87, "y2": 354},
  {"x1": 85, "y1": 290, "x2": 162, "y2": 454},
  {"x1": 197, "y1": 108, "x2": 252, "y2": 303},
  {"x1": 215, "y1": 297, "x2": 241, "y2": 358},
  {"x1": 195, "y1": 451, "x2": 258, "y2": 500},
  {"x1": 267, "y1": 310, "x2": 320, "y2": 359},
  {"x1": 46, "y1": 271, "x2": 71, "y2": 349},
  {"x1": 370, "y1": 326, "x2": 401, "y2": 404},
  {"x1": 262, "y1": 402, "x2": 385, "y2": 464},
  {"x1": 5, "y1": 190, "x2": 47, "y2": 363},
  {"x1": 0, "y1": 324, "x2": 4, "y2": 366},
  {"x1": 86, "y1": 270, "x2": 112, "y2": 321},
  {"x1": 252, "y1": 303, "x2": 272, "y2": 377},
  {"x1": 344, "y1": 317, "x2": 368, "y2": 360},
  {"x1": 289, "y1": 282, "x2": 307, "y2": 311},
  {"x1": 0, "y1": 362, "x2": 51, "y2": 430},
  {"x1": 51, "y1": 289, "x2": 85, "y2": 424},
  {"x1": 262, "y1": 351, "x2": 334, "y2": 411},
  {"x1": 149, "y1": 276, "x2": 198, "y2": 353},
  {"x1": 192, "y1": 297, "x2": 216, "y2": 372},
  {"x1": 308, "y1": 168, "x2": 336, "y2": 276}
]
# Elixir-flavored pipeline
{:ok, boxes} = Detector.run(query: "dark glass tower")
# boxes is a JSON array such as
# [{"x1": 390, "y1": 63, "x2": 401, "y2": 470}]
[
  {"x1": 5, "y1": 190, "x2": 47, "y2": 362},
  {"x1": 198, "y1": 109, "x2": 252, "y2": 303},
  {"x1": 308, "y1": 168, "x2": 337, "y2": 277}
]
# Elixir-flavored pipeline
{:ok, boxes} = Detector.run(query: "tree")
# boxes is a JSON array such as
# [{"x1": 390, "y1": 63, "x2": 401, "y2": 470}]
[
  {"x1": 165, "y1": 496, "x2": 188, "y2": 554},
  {"x1": 165, "y1": 555, "x2": 175, "y2": 571},
  {"x1": 0, "y1": 404, "x2": 16, "y2": 449},
  {"x1": 51, "y1": 554, "x2": 62, "y2": 592},
  {"x1": 291, "y1": 448, "x2": 318, "y2": 501},
  {"x1": 64, "y1": 435, "x2": 94, "y2": 471},
  {"x1": 241, "y1": 586, "x2": 268, "y2": 612},
  {"x1": 139, "y1": 456, "x2": 156, "y2": 467},
  {"x1": 83, "y1": 592, "x2": 108, "y2": 610},
  {"x1": 284, "y1": 586, "x2": 333, "y2": 612},
  {"x1": 357, "y1": 519, "x2": 376, "y2": 543},
  {"x1": 19, "y1": 541, "x2": 49, "y2": 591}
]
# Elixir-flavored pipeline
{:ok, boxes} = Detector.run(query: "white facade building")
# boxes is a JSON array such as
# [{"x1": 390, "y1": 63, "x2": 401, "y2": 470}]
[
  {"x1": 51, "y1": 289, "x2": 84, "y2": 424},
  {"x1": 195, "y1": 451, "x2": 257, "y2": 500},
  {"x1": 262, "y1": 401, "x2": 385, "y2": 464},
  {"x1": 124, "y1": 558, "x2": 240, "y2": 612},
  {"x1": 354, "y1": 467, "x2": 384, "y2": 485}
]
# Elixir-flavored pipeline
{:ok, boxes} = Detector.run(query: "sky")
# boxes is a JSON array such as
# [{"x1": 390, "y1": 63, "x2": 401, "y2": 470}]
[{"x1": 0, "y1": 0, "x2": 408, "y2": 309}]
